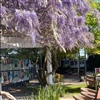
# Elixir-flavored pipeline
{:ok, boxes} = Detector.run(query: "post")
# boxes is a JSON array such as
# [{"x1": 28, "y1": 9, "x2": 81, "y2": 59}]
[
  {"x1": 0, "y1": 83, "x2": 2, "y2": 100},
  {"x1": 0, "y1": 62, "x2": 2, "y2": 100},
  {"x1": 77, "y1": 50, "x2": 80, "y2": 77},
  {"x1": 84, "y1": 49, "x2": 87, "y2": 75}
]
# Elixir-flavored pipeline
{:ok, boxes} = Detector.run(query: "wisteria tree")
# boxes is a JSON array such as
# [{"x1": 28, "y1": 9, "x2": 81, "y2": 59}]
[{"x1": 1, "y1": 0, "x2": 99, "y2": 85}]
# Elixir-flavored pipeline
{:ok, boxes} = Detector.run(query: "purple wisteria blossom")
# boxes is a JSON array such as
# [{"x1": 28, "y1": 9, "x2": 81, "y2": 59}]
[{"x1": 1, "y1": 0, "x2": 98, "y2": 51}]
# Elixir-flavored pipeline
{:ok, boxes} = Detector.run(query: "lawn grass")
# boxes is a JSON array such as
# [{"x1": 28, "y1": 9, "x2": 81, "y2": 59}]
[
  {"x1": 63, "y1": 83, "x2": 87, "y2": 98},
  {"x1": 26, "y1": 83, "x2": 87, "y2": 99}
]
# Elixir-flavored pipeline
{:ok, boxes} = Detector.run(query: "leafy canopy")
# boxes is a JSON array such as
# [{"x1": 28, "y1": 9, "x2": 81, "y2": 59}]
[{"x1": 86, "y1": 0, "x2": 100, "y2": 54}]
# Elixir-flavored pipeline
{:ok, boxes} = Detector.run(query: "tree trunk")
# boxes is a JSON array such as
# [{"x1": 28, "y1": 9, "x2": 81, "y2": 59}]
[
  {"x1": 32, "y1": 61, "x2": 43, "y2": 86},
  {"x1": 30, "y1": 47, "x2": 54, "y2": 86},
  {"x1": 32, "y1": 58, "x2": 47, "y2": 87},
  {"x1": 46, "y1": 47, "x2": 53, "y2": 85}
]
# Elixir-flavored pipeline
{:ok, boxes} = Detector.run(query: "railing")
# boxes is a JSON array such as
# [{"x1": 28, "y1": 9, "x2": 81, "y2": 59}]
[
  {"x1": 0, "y1": 68, "x2": 30, "y2": 86},
  {"x1": 0, "y1": 69, "x2": 31, "y2": 100}
]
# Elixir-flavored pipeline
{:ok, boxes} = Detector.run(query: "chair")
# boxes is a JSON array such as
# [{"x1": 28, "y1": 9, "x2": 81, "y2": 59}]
[
  {"x1": 80, "y1": 87, "x2": 97, "y2": 93},
  {"x1": 96, "y1": 75, "x2": 100, "y2": 87},
  {"x1": 85, "y1": 75, "x2": 95, "y2": 87},
  {"x1": 73, "y1": 92, "x2": 95, "y2": 100},
  {"x1": 81, "y1": 92, "x2": 96, "y2": 100},
  {"x1": 73, "y1": 94, "x2": 86, "y2": 100},
  {"x1": 73, "y1": 88, "x2": 97, "y2": 100}
]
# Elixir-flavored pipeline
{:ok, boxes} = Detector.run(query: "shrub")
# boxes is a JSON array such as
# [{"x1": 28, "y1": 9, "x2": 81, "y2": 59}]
[
  {"x1": 54, "y1": 73, "x2": 64, "y2": 82},
  {"x1": 26, "y1": 84, "x2": 65, "y2": 100}
]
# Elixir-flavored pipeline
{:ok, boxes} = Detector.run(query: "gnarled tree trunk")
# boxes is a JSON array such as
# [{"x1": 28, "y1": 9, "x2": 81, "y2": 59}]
[{"x1": 46, "y1": 47, "x2": 53, "y2": 85}]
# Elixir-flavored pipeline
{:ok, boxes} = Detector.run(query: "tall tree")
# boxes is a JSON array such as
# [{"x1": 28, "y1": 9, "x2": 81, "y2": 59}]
[
  {"x1": 1, "y1": 0, "x2": 99, "y2": 85},
  {"x1": 86, "y1": 0, "x2": 100, "y2": 54}
]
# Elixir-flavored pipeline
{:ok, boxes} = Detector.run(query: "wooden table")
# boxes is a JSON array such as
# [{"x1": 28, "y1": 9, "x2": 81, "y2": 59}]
[{"x1": 97, "y1": 88, "x2": 100, "y2": 100}]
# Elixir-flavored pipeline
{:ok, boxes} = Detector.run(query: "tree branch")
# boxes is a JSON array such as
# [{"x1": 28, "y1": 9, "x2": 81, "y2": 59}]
[{"x1": 0, "y1": 91, "x2": 16, "y2": 100}]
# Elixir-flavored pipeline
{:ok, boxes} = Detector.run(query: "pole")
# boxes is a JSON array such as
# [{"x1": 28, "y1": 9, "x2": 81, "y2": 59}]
[
  {"x1": 0, "y1": 81, "x2": 2, "y2": 100},
  {"x1": 77, "y1": 50, "x2": 80, "y2": 77},
  {"x1": 0, "y1": 57, "x2": 2, "y2": 100},
  {"x1": 84, "y1": 49, "x2": 87, "y2": 75}
]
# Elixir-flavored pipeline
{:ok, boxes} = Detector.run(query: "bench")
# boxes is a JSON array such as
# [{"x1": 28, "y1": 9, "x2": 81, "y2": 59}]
[
  {"x1": 73, "y1": 88, "x2": 97, "y2": 100},
  {"x1": 73, "y1": 93, "x2": 94, "y2": 100},
  {"x1": 73, "y1": 94, "x2": 86, "y2": 100},
  {"x1": 81, "y1": 87, "x2": 96, "y2": 93},
  {"x1": 81, "y1": 92, "x2": 96, "y2": 99}
]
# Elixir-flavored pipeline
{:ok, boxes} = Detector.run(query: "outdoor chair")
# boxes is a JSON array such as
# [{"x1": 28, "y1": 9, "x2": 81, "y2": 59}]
[
  {"x1": 73, "y1": 94, "x2": 93, "y2": 100},
  {"x1": 73, "y1": 92, "x2": 95, "y2": 100},
  {"x1": 73, "y1": 94, "x2": 85, "y2": 100},
  {"x1": 80, "y1": 88, "x2": 97, "y2": 99},
  {"x1": 98, "y1": 79, "x2": 100, "y2": 86},
  {"x1": 85, "y1": 75, "x2": 95, "y2": 87},
  {"x1": 86, "y1": 72, "x2": 93, "y2": 76},
  {"x1": 80, "y1": 87, "x2": 97, "y2": 93},
  {"x1": 73, "y1": 88, "x2": 97, "y2": 100},
  {"x1": 81, "y1": 91, "x2": 96, "y2": 97},
  {"x1": 96, "y1": 75, "x2": 100, "y2": 87},
  {"x1": 81, "y1": 92, "x2": 96, "y2": 100}
]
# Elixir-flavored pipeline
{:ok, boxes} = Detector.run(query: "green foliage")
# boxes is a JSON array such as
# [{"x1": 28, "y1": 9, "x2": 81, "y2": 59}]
[
  {"x1": 26, "y1": 84, "x2": 66, "y2": 100},
  {"x1": 86, "y1": 1, "x2": 100, "y2": 54},
  {"x1": 55, "y1": 49, "x2": 77, "y2": 63},
  {"x1": 37, "y1": 84, "x2": 66, "y2": 100},
  {"x1": 26, "y1": 83, "x2": 87, "y2": 99},
  {"x1": 54, "y1": 74, "x2": 64, "y2": 82}
]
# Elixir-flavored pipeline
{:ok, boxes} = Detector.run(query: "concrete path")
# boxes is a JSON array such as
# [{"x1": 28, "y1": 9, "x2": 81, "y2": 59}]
[{"x1": 60, "y1": 97, "x2": 75, "y2": 100}]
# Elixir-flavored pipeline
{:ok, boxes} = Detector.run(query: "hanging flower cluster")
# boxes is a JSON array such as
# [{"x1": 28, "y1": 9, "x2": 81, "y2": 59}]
[{"x1": 0, "y1": 0, "x2": 99, "y2": 51}]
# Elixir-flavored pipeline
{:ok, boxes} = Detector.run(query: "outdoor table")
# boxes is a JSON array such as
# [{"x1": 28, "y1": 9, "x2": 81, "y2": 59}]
[{"x1": 97, "y1": 88, "x2": 100, "y2": 100}]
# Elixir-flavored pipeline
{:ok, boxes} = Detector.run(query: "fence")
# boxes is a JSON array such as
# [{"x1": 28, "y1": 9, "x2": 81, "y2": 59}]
[
  {"x1": 0, "y1": 57, "x2": 36, "y2": 86},
  {"x1": 0, "y1": 69, "x2": 30, "y2": 86}
]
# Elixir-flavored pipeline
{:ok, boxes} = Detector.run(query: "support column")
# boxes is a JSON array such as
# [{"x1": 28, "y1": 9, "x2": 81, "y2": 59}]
[
  {"x1": 77, "y1": 50, "x2": 80, "y2": 77},
  {"x1": 0, "y1": 75, "x2": 2, "y2": 100},
  {"x1": 0, "y1": 58, "x2": 2, "y2": 100},
  {"x1": 84, "y1": 49, "x2": 87, "y2": 75}
]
